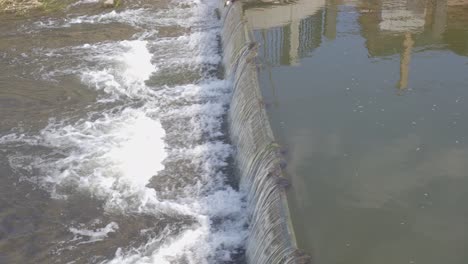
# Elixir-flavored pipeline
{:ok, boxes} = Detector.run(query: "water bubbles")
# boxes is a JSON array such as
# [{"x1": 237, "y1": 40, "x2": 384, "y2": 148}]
[
  {"x1": 1, "y1": 0, "x2": 248, "y2": 262},
  {"x1": 69, "y1": 222, "x2": 119, "y2": 244}
]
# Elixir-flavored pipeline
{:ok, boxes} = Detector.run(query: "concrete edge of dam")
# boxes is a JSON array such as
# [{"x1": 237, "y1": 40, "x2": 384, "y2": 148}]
[{"x1": 218, "y1": 1, "x2": 311, "y2": 263}]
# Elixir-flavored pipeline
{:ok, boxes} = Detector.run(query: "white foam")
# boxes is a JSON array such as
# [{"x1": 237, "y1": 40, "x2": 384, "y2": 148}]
[
  {"x1": 36, "y1": 108, "x2": 171, "y2": 213},
  {"x1": 80, "y1": 69, "x2": 122, "y2": 98},
  {"x1": 69, "y1": 222, "x2": 119, "y2": 244},
  {"x1": 108, "y1": 188, "x2": 247, "y2": 263},
  {"x1": 31, "y1": 7, "x2": 196, "y2": 30},
  {"x1": 1, "y1": 0, "x2": 249, "y2": 262},
  {"x1": 33, "y1": 9, "x2": 147, "y2": 28},
  {"x1": 80, "y1": 40, "x2": 157, "y2": 100},
  {"x1": 119, "y1": 41, "x2": 156, "y2": 88},
  {"x1": 104, "y1": 112, "x2": 165, "y2": 187},
  {"x1": 69, "y1": 0, "x2": 100, "y2": 7}
]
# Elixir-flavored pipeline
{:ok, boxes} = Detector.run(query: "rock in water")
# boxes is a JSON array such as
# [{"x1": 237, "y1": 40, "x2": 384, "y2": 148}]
[{"x1": 102, "y1": 0, "x2": 115, "y2": 8}]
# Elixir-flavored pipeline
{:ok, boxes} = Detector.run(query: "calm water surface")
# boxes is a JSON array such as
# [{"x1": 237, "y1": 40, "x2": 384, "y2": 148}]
[{"x1": 248, "y1": 0, "x2": 468, "y2": 263}]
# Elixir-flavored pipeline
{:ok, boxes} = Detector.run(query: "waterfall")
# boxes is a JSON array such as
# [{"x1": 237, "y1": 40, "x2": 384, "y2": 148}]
[{"x1": 219, "y1": 2, "x2": 311, "y2": 264}]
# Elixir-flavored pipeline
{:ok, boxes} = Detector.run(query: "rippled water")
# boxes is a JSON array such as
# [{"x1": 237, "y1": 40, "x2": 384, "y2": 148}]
[
  {"x1": 248, "y1": 0, "x2": 468, "y2": 263},
  {"x1": 0, "y1": 1, "x2": 247, "y2": 263}
]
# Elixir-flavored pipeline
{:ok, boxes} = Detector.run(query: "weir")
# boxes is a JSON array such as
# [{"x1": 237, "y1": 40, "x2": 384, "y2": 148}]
[{"x1": 219, "y1": 2, "x2": 311, "y2": 263}]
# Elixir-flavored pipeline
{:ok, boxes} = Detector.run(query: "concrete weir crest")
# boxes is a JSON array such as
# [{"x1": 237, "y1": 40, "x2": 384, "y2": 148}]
[{"x1": 218, "y1": 1, "x2": 311, "y2": 263}]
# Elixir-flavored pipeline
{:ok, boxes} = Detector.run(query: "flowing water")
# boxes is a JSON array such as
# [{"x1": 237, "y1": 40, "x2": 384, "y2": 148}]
[
  {"x1": 4, "y1": 0, "x2": 467, "y2": 263},
  {"x1": 220, "y1": 3, "x2": 311, "y2": 263},
  {"x1": 0, "y1": 1, "x2": 249, "y2": 263},
  {"x1": 250, "y1": 0, "x2": 468, "y2": 263}
]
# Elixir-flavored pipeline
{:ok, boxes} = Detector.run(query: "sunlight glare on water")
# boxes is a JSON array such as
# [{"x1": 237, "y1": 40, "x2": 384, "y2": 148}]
[{"x1": 0, "y1": 0, "x2": 248, "y2": 263}]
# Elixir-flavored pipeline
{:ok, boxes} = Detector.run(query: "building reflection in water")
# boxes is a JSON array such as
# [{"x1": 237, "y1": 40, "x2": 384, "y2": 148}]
[
  {"x1": 244, "y1": 0, "x2": 326, "y2": 66},
  {"x1": 243, "y1": 1, "x2": 468, "y2": 262},
  {"x1": 245, "y1": 0, "x2": 468, "y2": 90},
  {"x1": 357, "y1": 0, "x2": 468, "y2": 90}
]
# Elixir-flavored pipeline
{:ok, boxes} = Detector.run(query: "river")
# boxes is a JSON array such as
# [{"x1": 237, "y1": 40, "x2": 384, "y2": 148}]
[
  {"x1": 249, "y1": 0, "x2": 468, "y2": 263},
  {"x1": 0, "y1": 0, "x2": 247, "y2": 263}
]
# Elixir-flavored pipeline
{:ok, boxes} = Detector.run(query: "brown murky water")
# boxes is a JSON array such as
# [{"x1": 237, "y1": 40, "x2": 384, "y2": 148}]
[
  {"x1": 248, "y1": 0, "x2": 468, "y2": 263},
  {"x1": 0, "y1": 1, "x2": 247, "y2": 263}
]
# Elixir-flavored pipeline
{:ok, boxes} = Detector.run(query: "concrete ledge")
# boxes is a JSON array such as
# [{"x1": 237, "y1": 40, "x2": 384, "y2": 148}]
[{"x1": 219, "y1": 1, "x2": 310, "y2": 263}]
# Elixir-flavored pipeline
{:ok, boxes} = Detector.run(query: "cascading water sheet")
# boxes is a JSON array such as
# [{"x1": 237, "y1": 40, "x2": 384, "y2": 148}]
[{"x1": 0, "y1": 0, "x2": 247, "y2": 263}]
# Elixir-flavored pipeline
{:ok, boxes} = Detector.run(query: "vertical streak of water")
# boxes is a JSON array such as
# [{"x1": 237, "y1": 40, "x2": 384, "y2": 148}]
[{"x1": 219, "y1": 2, "x2": 311, "y2": 264}]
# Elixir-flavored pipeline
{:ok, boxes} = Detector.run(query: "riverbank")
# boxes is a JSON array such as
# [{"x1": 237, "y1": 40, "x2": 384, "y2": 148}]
[{"x1": 0, "y1": 0, "x2": 42, "y2": 13}]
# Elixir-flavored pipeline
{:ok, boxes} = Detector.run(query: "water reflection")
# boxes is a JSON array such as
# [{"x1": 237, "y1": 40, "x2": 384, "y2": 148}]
[
  {"x1": 247, "y1": 0, "x2": 468, "y2": 88},
  {"x1": 356, "y1": 0, "x2": 468, "y2": 90},
  {"x1": 246, "y1": 0, "x2": 468, "y2": 263},
  {"x1": 245, "y1": 0, "x2": 325, "y2": 65},
  {"x1": 399, "y1": 32, "x2": 414, "y2": 89}
]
